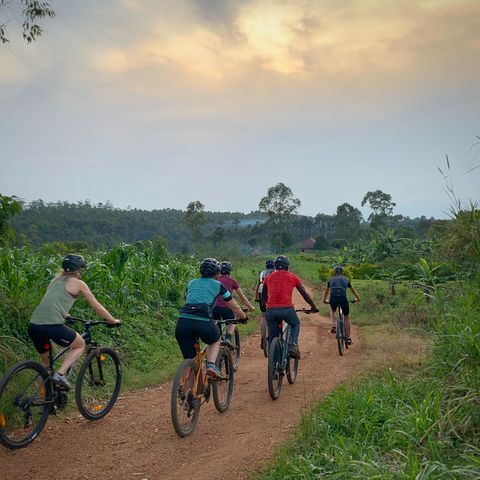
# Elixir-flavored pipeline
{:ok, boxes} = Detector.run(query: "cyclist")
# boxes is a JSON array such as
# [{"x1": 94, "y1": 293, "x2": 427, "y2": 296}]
[
  {"x1": 28, "y1": 254, "x2": 121, "y2": 391},
  {"x1": 254, "y1": 259, "x2": 275, "y2": 351},
  {"x1": 322, "y1": 265, "x2": 361, "y2": 345},
  {"x1": 176, "y1": 258, "x2": 247, "y2": 379},
  {"x1": 213, "y1": 261, "x2": 254, "y2": 348},
  {"x1": 261, "y1": 255, "x2": 319, "y2": 358}
]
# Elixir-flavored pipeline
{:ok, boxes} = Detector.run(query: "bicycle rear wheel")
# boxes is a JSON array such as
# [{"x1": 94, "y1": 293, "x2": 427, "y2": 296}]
[
  {"x1": 286, "y1": 356, "x2": 298, "y2": 384},
  {"x1": 336, "y1": 317, "x2": 345, "y2": 356},
  {"x1": 75, "y1": 347, "x2": 122, "y2": 420},
  {"x1": 171, "y1": 359, "x2": 200, "y2": 437},
  {"x1": 231, "y1": 326, "x2": 241, "y2": 371},
  {"x1": 0, "y1": 361, "x2": 51, "y2": 449},
  {"x1": 267, "y1": 338, "x2": 283, "y2": 400},
  {"x1": 212, "y1": 348, "x2": 234, "y2": 412}
]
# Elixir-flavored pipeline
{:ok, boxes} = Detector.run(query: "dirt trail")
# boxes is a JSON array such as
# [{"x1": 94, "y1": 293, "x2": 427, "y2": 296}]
[{"x1": 0, "y1": 290, "x2": 362, "y2": 480}]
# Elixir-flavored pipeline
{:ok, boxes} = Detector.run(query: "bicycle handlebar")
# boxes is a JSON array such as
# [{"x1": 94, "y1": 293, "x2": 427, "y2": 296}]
[
  {"x1": 65, "y1": 316, "x2": 121, "y2": 328},
  {"x1": 216, "y1": 317, "x2": 248, "y2": 325},
  {"x1": 323, "y1": 299, "x2": 357, "y2": 304},
  {"x1": 295, "y1": 308, "x2": 317, "y2": 314}
]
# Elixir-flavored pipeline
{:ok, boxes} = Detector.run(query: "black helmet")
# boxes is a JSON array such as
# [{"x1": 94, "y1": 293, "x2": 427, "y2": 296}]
[
  {"x1": 334, "y1": 264, "x2": 344, "y2": 275},
  {"x1": 274, "y1": 255, "x2": 289, "y2": 270},
  {"x1": 220, "y1": 261, "x2": 232, "y2": 275},
  {"x1": 265, "y1": 259, "x2": 274, "y2": 269},
  {"x1": 200, "y1": 258, "x2": 221, "y2": 277},
  {"x1": 62, "y1": 254, "x2": 87, "y2": 272}
]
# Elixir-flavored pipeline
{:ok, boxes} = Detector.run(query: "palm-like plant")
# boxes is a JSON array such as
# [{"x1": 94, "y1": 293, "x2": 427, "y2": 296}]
[{"x1": 378, "y1": 268, "x2": 407, "y2": 296}]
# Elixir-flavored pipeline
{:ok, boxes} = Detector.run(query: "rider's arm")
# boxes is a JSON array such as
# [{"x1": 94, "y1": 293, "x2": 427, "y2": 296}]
[
  {"x1": 70, "y1": 279, "x2": 121, "y2": 324},
  {"x1": 236, "y1": 288, "x2": 255, "y2": 311},
  {"x1": 322, "y1": 286, "x2": 330, "y2": 303},
  {"x1": 254, "y1": 279, "x2": 260, "y2": 301},
  {"x1": 260, "y1": 282, "x2": 268, "y2": 306},
  {"x1": 296, "y1": 284, "x2": 318, "y2": 311},
  {"x1": 349, "y1": 286, "x2": 361, "y2": 301},
  {"x1": 225, "y1": 297, "x2": 247, "y2": 320}
]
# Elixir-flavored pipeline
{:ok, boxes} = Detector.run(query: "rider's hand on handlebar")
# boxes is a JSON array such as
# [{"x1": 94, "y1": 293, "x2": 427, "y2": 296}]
[
  {"x1": 108, "y1": 318, "x2": 122, "y2": 325},
  {"x1": 310, "y1": 307, "x2": 319, "y2": 313},
  {"x1": 322, "y1": 299, "x2": 328, "y2": 304},
  {"x1": 239, "y1": 316, "x2": 248, "y2": 324}
]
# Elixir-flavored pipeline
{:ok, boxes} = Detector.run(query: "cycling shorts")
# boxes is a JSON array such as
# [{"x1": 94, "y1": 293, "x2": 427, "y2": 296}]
[
  {"x1": 28, "y1": 323, "x2": 77, "y2": 354},
  {"x1": 175, "y1": 317, "x2": 220, "y2": 359},
  {"x1": 329, "y1": 297, "x2": 349, "y2": 316},
  {"x1": 212, "y1": 306, "x2": 235, "y2": 321}
]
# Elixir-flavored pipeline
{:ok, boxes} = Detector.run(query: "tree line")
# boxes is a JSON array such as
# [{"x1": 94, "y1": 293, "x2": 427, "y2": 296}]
[{"x1": 1, "y1": 187, "x2": 437, "y2": 254}]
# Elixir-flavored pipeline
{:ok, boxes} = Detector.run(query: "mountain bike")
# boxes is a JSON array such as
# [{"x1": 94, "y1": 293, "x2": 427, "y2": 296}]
[
  {"x1": 328, "y1": 299, "x2": 356, "y2": 356},
  {"x1": 0, "y1": 317, "x2": 122, "y2": 450},
  {"x1": 267, "y1": 308, "x2": 313, "y2": 401},
  {"x1": 171, "y1": 317, "x2": 243, "y2": 437}
]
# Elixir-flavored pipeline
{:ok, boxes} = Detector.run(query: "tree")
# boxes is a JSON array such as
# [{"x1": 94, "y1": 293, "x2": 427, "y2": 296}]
[
  {"x1": 259, "y1": 183, "x2": 301, "y2": 251},
  {"x1": 184, "y1": 201, "x2": 206, "y2": 240},
  {"x1": 0, "y1": 194, "x2": 22, "y2": 245},
  {"x1": 335, "y1": 203, "x2": 363, "y2": 241},
  {"x1": 1, "y1": 0, "x2": 55, "y2": 44},
  {"x1": 361, "y1": 190, "x2": 400, "y2": 230}
]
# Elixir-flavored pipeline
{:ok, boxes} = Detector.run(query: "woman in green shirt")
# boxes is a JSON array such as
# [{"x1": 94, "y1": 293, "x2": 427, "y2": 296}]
[{"x1": 28, "y1": 254, "x2": 121, "y2": 390}]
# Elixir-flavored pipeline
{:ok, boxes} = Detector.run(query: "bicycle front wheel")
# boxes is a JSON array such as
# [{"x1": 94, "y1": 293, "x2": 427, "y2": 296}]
[
  {"x1": 286, "y1": 356, "x2": 299, "y2": 384},
  {"x1": 267, "y1": 338, "x2": 283, "y2": 400},
  {"x1": 212, "y1": 348, "x2": 234, "y2": 412},
  {"x1": 0, "y1": 361, "x2": 51, "y2": 449},
  {"x1": 171, "y1": 359, "x2": 200, "y2": 437},
  {"x1": 75, "y1": 347, "x2": 122, "y2": 420}
]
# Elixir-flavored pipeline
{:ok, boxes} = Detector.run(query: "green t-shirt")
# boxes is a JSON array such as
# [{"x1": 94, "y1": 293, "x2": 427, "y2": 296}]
[{"x1": 30, "y1": 276, "x2": 76, "y2": 325}]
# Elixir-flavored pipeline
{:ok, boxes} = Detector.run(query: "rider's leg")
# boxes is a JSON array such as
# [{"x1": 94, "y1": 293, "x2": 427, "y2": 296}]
[
  {"x1": 206, "y1": 340, "x2": 220, "y2": 363},
  {"x1": 266, "y1": 310, "x2": 282, "y2": 349},
  {"x1": 57, "y1": 333, "x2": 85, "y2": 375},
  {"x1": 39, "y1": 352, "x2": 50, "y2": 369},
  {"x1": 260, "y1": 313, "x2": 267, "y2": 348}
]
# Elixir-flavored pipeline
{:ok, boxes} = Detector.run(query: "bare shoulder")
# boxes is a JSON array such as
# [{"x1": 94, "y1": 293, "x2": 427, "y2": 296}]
[{"x1": 65, "y1": 277, "x2": 88, "y2": 295}]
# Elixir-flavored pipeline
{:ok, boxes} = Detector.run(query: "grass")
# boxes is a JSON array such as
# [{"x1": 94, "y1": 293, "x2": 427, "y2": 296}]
[{"x1": 255, "y1": 277, "x2": 480, "y2": 479}]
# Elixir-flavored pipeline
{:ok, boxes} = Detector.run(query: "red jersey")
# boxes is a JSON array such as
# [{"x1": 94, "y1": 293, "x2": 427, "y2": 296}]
[
  {"x1": 263, "y1": 270, "x2": 301, "y2": 308},
  {"x1": 216, "y1": 275, "x2": 240, "y2": 308}
]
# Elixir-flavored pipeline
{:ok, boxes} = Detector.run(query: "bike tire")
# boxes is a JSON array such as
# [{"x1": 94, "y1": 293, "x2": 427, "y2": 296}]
[
  {"x1": 231, "y1": 326, "x2": 241, "y2": 371},
  {"x1": 75, "y1": 347, "x2": 122, "y2": 421},
  {"x1": 336, "y1": 317, "x2": 345, "y2": 356},
  {"x1": 212, "y1": 348, "x2": 234, "y2": 412},
  {"x1": 286, "y1": 356, "x2": 299, "y2": 384},
  {"x1": 171, "y1": 359, "x2": 200, "y2": 437},
  {"x1": 0, "y1": 360, "x2": 51, "y2": 449},
  {"x1": 267, "y1": 338, "x2": 283, "y2": 400}
]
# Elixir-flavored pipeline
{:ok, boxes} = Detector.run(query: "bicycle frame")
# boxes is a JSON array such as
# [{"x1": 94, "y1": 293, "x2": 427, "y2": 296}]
[{"x1": 191, "y1": 342, "x2": 209, "y2": 400}]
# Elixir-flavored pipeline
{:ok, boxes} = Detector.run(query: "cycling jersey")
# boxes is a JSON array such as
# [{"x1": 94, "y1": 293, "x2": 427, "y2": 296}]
[
  {"x1": 179, "y1": 277, "x2": 232, "y2": 322},
  {"x1": 215, "y1": 275, "x2": 239, "y2": 308},
  {"x1": 263, "y1": 270, "x2": 301, "y2": 308},
  {"x1": 327, "y1": 275, "x2": 352, "y2": 299}
]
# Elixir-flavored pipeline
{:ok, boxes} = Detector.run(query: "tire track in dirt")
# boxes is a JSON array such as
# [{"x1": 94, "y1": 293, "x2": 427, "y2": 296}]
[{"x1": 0, "y1": 290, "x2": 362, "y2": 480}]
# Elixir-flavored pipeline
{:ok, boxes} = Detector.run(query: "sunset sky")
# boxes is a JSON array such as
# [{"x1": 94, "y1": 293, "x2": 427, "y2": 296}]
[{"x1": 1, "y1": 0, "x2": 479, "y2": 218}]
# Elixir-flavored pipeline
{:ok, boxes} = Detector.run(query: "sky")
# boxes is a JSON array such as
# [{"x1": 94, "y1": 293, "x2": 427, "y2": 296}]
[{"x1": 1, "y1": 0, "x2": 479, "y2": 219}]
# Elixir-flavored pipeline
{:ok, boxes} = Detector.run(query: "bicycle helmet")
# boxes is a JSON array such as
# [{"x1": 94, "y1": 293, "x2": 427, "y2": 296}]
[
  {"x1": 62, "y1": 254, "x2": 87, "y2": 272},
  {"x1": 334, "y1": 264, "x2": 344, "y2": 275},
  {"x1": 199, "y1": 258, "x2": 221, "y2": 277},
  {"x1": 265, "y1": 259, "x2": 274, "y2": 269},
  {"x1": 220, "y1": 261, "x2": 232, "y2": 275},
  {"x1": 274, "y1": 255, "x2": 289, "y2": 270}
]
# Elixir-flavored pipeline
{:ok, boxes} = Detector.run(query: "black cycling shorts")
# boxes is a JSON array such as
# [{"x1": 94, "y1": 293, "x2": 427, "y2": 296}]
[
  {"x1": 212, "y1": 306, "x2": 235, "y2": 321},
  {"x1": 329, "y1": 297, "x2": 349, "y2": 316},
  {"x1": 175, "y1": 317, "x2": 220, "y2": 359},
  {"x1": 28, "y1": 323, "x2": 77, "y2": 354}
]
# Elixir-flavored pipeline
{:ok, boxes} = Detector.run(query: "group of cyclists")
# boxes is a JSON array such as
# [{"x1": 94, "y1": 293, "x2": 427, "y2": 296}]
[{"x1": 27, "y1": 253, "x2": 360, "y2": 389}]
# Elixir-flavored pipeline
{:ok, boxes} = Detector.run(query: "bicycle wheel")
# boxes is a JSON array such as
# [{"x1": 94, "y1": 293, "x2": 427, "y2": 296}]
[
  {"x1": 0, "y1": 361, "x2": 51, "y2": 449},
  {"x1": 286, "y1": 355, "x2": 299, "y2": 384},
  {"x1": 336, "y1": 317, "x2": 345, "y2": 356},
  {"x1": 267, "y1": 338, "x2": 283, "y2": 400},
  {"x1": 231, "y1": 326, "x2": 241, "y2": 371},
  {"x1": 212, "y1": 348, "x2": 234, "y2": 412},
  {"x1": 75, "y1": 347, "x2": 122, "y2": 420},
  {"x1": 171, "y1": 359, "x2": 200, "y2": 437}
]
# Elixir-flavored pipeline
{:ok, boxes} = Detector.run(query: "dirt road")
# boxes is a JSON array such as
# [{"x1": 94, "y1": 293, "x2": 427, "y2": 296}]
[{"x1": 0, "y1": 295, "x2": 361, "y2": 480}]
